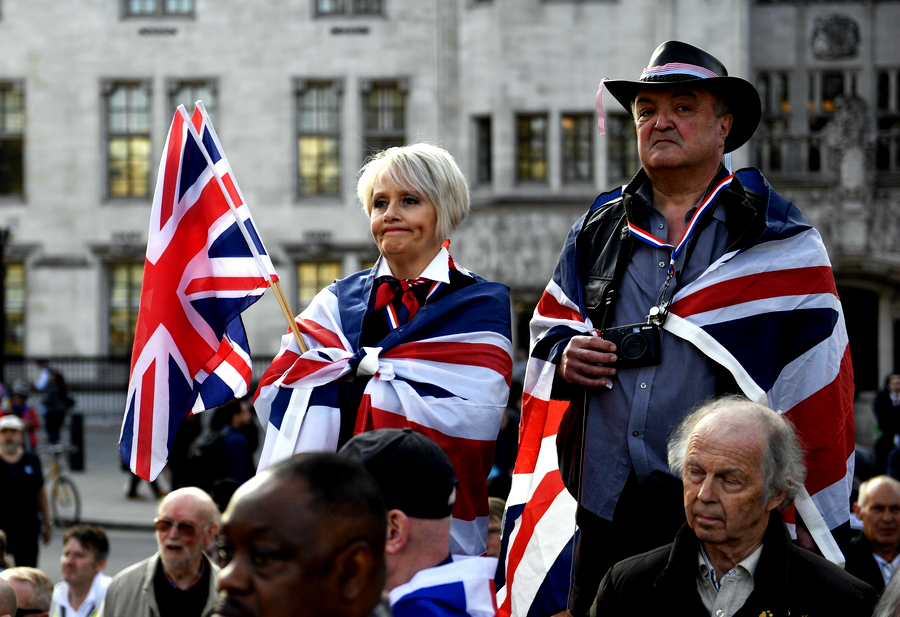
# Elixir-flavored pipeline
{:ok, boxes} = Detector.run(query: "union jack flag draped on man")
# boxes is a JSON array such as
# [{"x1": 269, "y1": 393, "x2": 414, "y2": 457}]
[
  {"x1": 496, "y1": 169, "x2": 855, "y2": 616},
  {"x1": 254, "y1": 258, "x2": 513, "y2": 556},
  {"x1": 121, "y1": 102, "x2": 278, "y2": 481}
]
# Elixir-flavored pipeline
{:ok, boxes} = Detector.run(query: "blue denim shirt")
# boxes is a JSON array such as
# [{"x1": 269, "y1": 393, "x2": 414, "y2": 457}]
[{"x1": 580, "y1": 180, "x2": 730, "y2": 519}]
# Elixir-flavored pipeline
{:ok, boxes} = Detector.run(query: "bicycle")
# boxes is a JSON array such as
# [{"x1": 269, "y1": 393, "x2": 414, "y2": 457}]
[{"x1": 35, "y1": 443, "x2": 82, "y2": 527}]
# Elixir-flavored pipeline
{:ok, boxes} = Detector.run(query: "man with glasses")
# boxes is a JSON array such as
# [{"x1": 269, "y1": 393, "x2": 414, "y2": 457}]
[
  {"x1": 98, "y1": 488, "x2": 219, "y2": 617},
  {"x1": 0, "y1": 566, "x2": 53, "y2": 617}
]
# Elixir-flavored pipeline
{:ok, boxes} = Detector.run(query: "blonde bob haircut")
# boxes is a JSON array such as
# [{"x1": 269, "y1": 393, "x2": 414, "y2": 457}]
[{"x1": 357, "y1": 143, "x2": 470, "y2": 242}]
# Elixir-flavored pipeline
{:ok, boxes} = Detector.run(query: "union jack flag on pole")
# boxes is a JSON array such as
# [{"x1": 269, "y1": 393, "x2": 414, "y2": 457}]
[
  {"x1": 497, "y1": 168, "x2": 854, "y2": 616},
  {"x1": 120, "y1": 102, "x2": 278, "y2": 481}
]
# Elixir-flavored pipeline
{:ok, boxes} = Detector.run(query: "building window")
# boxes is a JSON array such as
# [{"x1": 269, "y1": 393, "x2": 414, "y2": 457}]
[
  {"x1": 124, "y1": 0, "x2": 193, "y2": 16},
  {"x1": 561, "y1": 113, "x2": 593, "y2": 183},
  {"x1": 104, "y1": 82, "x2": 152, "y2": 198},
  {"x1": 297, "y1": 261, "x2": 342, "y2": 309},
  {"x1": 0, "y1": 82, "x2": 24, "y2": 197},
  {"x1": 605, "y1": 113, "x2": 639, "y2": 183},
  {"x1": 755, "y1": 70, "x2": 794, "y2": 174},
  {"x1": 109, "y1": 262, "x2": 143, "y2": 356},
  {"x1": 297, "y1": 80, "x2": 342, "y2": 197},
  {"x1": 474, "y1": 116, "x2": 492, "y2": 185},
  {"x1": 169, "y1": 79, "x2": 217, "y2": 122},
  {"x1": 315, "y1": 0, "x2": 382, "y2": 15},
  {"x1": 876, "y1": 68, "x2": 900, "y2": 174},
  {"x1": 4, "y1": 262, "x2": 25, "y2": 357},
  {"x1": 361, "y1": 80, "x2": 406, "y2": 160},
  {"x1": 516, "y1": 113, "x2": 548, "y2": 182},
  {"x1": 807, "y1": 69, "x2": 856, "y2": 172}
]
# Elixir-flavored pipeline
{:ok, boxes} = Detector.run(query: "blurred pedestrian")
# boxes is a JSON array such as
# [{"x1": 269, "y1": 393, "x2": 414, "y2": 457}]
[
  {"x1": 0, "y1": 415, "x2": 53, "y2": 567},
  {"x1": 876, "y1": 373, "x2": 900, "y2": 475},
  {"x1": 50, "y1": 525, "x2": 111, "y2": 617}
]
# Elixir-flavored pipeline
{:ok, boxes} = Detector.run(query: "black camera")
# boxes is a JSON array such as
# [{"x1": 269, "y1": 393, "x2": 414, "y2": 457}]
[{"x1": 602, "y1": 322, "x2": 661, "y2": 369}]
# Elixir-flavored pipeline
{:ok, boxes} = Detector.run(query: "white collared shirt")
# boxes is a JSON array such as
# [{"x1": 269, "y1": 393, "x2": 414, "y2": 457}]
[
  {"x1": 50, "y1": 572, "x2": 112, "y2": 617},
  {"x1": 373, "y1": 246, "x2": 451, "y2": 284},
  {"x1": 697, "y1": 543, "x2": 763, "y2": 617},
  {"x1": 873, "y1": 552, "x2": 900, "y2": 586}
]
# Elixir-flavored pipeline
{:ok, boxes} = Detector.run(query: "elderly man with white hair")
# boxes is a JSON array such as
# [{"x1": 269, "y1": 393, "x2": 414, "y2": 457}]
[{"x1": 592, "y1": 395, "x2": 877, "y2": 616}]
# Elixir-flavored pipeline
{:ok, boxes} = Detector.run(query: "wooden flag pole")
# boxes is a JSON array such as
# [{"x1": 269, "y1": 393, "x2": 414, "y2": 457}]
[{"x1": 271, "y1": 279, "x2": 308, "y2": 354}]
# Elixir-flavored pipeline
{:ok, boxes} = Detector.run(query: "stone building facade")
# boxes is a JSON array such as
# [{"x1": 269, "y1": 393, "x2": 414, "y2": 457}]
[{"x1": 0, "y1": 0, "x2": 897, "y2": 413}]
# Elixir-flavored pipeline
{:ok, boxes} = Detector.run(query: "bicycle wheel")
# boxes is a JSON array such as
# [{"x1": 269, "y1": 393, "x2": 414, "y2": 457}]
[{"x1": 51, "y1": 476, "x2": 81, "y2": 526}]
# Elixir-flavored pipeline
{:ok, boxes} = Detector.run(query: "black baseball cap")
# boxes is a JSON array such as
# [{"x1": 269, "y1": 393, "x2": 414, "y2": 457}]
[{"x1": 339, "y1": 428, "x2": 457, "y2": 519}]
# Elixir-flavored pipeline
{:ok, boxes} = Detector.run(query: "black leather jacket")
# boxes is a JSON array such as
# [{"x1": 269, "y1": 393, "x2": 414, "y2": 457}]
[{"x1": 576, "y1": 166, "x2": 767, "y2": 331}]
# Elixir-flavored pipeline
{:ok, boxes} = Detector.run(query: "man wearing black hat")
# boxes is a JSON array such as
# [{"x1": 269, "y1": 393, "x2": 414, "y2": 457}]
[
  {"x1": 340, "y1": 428, "x2": 498, "y2": 617},
  {"x1": 527, "y1": 40, "x2": 854, "y2": 615}
]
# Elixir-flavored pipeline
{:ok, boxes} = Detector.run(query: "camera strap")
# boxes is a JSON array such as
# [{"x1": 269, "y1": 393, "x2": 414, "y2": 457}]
[{"x1": 626, "y1": 173, "x2": 735, "y2": 316}]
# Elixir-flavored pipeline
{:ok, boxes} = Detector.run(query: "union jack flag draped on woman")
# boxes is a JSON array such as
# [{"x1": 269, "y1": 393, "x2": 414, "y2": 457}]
[
  {"x1": 254, "y1": 252, "x2": 513, "y2": 556},
  {"x1": 497, "y1": 168, "x2": 855, "y2": 616}
]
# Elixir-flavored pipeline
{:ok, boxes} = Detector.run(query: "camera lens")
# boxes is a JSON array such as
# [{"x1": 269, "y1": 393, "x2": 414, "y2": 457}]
[{"x1": 620, "y1": 333, "x2": 648, "y2": 360}]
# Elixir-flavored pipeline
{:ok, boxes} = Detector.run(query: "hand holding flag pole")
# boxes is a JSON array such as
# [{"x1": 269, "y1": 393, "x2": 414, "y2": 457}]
[{"x1": 183, "y1": 103, "x2": 308, "y2": 354}]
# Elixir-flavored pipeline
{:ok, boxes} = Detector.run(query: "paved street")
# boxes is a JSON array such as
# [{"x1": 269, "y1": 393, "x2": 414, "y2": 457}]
[{"x1": 34, "y1": 424, "x2": 164, "y2": 583}]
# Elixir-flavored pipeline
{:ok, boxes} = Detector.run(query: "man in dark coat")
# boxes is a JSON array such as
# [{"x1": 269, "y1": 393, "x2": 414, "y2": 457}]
[
  {"x1": 846, "y1": 475, "x2": 900, "y2": 594},
  {"x1": 592, "y1": 396, "x2": 876, "y2": 616}
]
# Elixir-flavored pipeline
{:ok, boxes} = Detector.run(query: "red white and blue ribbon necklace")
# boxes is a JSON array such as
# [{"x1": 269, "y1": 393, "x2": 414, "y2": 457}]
[{"x1": 627, "y1": 173, "x2": 735, "y2": 276}]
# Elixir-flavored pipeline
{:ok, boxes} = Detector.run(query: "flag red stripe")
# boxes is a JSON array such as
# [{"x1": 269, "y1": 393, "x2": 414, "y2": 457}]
[
  {"x1": 160, "y1": 112, "x2": 184, "y2": 228},
  {"x1": 185, "y1": 276, "x2": 269, "y2": 295},
  {"x1": 670, "y1": 266, "x2": 836, "y2": 317},
  {"x1": 136, "y1": 360, "x2": 156, "y2": 480},
  {"x1": 499, "y1": 471, "x2": 567, "y2": 616},
  {"x1": 296, "y1": 317, "x2": 348, "y2": 350},
  {"x1": 382, "y1": 341, "x2": 513, "y2": 383},
  {"x1": 536, "y1": 289, "x2": 584, "y2": 323},
  {"x1": 784, "y1": 346, "x2": 855, "y2": 494}
]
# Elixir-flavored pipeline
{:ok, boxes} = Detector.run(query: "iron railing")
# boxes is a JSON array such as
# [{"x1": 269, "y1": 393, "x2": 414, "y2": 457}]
[{"x1": 3, "y1": 356, "x2": 274, "y2": 425}]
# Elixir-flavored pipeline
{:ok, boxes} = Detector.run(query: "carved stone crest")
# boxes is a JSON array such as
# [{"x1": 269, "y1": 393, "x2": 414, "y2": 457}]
[{"x1": 812, "y1": 14, "x2": 860, "y2": 60}]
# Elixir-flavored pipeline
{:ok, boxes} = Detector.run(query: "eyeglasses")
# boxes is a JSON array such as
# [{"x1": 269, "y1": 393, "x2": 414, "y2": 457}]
[
  {"x1": 153, "y1": 517, "x2": 206, "y2": 538},
  {"x1": 17, "y1": 609, "x2": 45, "y2": 617}
]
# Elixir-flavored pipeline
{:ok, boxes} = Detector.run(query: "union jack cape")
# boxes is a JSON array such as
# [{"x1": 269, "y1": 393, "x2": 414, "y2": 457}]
[
  {"x1": 254, "y1": 254, "x2": 513, "y2": 556},
  {"x1": 121, "y1": 102, "x2": 278, "y2": 481},
  {"x1": 497, "y1": 168, "x2": 854, "y2": 616},
  {"x1": 389, "y1": 555, "x2": 500, "y2": 617}
]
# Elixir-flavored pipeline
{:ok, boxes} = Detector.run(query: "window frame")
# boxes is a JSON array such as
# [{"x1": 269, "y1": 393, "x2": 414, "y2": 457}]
[
  {"x1": 296, "y1": 79, "x2": 343, "y2": 198},
  {"x1": 560, "y1": 112, "x2": 594, "y2": 184},
  {"x1": 360, "y1": 79, "x2": 408, "y2": 162},
  {"x1": 314, "y1": 0, "x2": 383, "y2": 17},
  {"x1": 122, "y1": 0, "x2": 195, "y2": 18},
  {"x1": 103, "y1": 80, "x2": 153, "y2": 200},
  {"x1": 167, "y1": 78, "x2": 218, "y2": 123},
  {"x1": 0, "y1": 80, "x2": 25, "y2": 198},
  {"x1": 107, "y1": 261, "x2": 144, "y2": 357},
  {"x1": 604, "y1": 112, "x2": 640, "y2": 185},
  {"x1": 296, "y1": 260, "x2": 343, "y2": 310},
  {"x1": 515, "y1": 112, "x2": 549, "y2": 183}
]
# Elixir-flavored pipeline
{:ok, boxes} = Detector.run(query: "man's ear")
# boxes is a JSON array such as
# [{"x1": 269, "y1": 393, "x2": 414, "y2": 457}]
[
  {"x1": 335, "y1": 541, "x2": 376, "y2": 603},
  {"x1": 852, "y1": 502, "x2": 862, "y2": 518},
  {"x1": 718, "y1": 113, "x2": 734, "y2": 148},
  {"x1": 385, "y1": 509, "x2": 409, "y2": 555}
]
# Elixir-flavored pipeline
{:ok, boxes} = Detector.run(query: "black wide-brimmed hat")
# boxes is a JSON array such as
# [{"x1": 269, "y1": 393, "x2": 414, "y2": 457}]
[{"x1": 599, "y1": 40, "x2": 761, "y2": 153}]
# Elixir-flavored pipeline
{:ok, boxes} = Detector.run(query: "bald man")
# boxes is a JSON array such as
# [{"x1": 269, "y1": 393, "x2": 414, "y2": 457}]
[
  {"x1": 98, "y1": 487, "x2": 220, "y2": 617},
  {"x1": 0, "y1": 578, "x2": 17, "y2": 617},
  {"x1": 847, "y1": 475, "x2": 900, "y2": 594}
]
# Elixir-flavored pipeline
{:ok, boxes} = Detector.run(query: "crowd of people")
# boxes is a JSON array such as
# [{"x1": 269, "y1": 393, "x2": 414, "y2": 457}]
[{"x1": 3, "y1": 36, "x2": 900, "y2": 617}]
